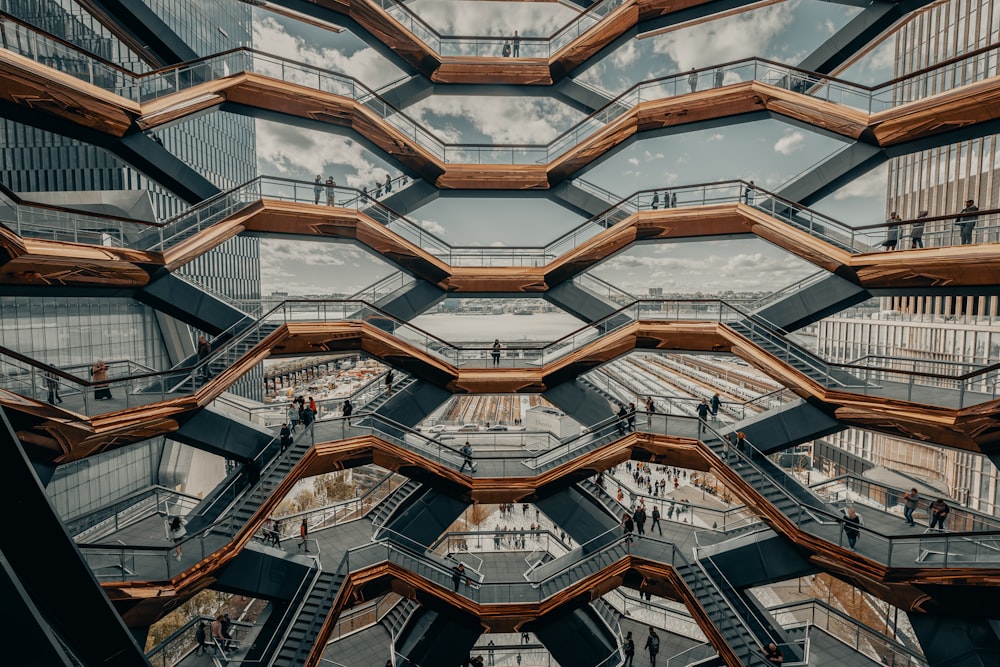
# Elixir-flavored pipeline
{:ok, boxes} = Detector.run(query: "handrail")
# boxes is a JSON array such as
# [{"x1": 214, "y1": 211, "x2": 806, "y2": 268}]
[
  {"x1": 7, "y1": 11, "x2": 1000, "y2": 161},
  {"x1": 241, "y1": 554, "x2": 324, "y2": 665}
]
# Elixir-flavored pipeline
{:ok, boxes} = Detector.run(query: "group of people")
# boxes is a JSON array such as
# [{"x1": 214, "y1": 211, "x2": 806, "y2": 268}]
[
  {"x1": 902, "y1": 488, "x2": 951, "y2": 530},
  {"x1": 695, "y1": 393, "x2": 723, "y2": 434},
  {"x1": 621, "y1": 627, "x2": 660, "y2": 666},
  {"x1": 881, "y1": 200, "x2": 980, "y2": 250},
  {"x1": 285, "y1": 395, "x2": 317, "y2": 432},
  {"x1": 500, "y1": 31, "x2": 520, "y2": 57},
  {"x1": 193, "y1": 612, "x2": 235, "y2": 656},
  {"x1": 313, "y1": 173, "x2": 405, "y2": 206}
]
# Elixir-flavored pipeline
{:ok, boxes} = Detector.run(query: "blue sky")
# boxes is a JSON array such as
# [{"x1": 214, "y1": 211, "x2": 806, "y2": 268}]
[{"x1": 249, "y1": 1, "x2": 901, "y2": 296}]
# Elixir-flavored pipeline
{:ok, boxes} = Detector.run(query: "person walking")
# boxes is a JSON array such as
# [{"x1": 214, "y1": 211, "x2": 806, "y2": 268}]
[
  {"x1": 385, "y1": 369, "x2": 394, "y2": 397},
  {"x1": 459, "y1": 441, "x2": 477, "y2": 474},
  {"x1": 197, "y1": 335, "x2": 212, "y2": 383},
  {"x1": 488, "y1": 639, "x2": 496, "y2": 666},
  {"x1": 634, "y1": 504, "x2": 646, "y2": 536},
  {"x1": 709, "y1": 392, "x2": 721, "y2": 419},
  {"x1": 843, "y1": 507, "x2": 861, "y2": 550},
  {"x1": 881, "y1": 212, "x2": 901, "y2": 250},
  {"x1": 627, "y1": 402, "x2": 637, "y2": 432},
  {"x1": 512, "y1": 30, "x2": 520, "y2": 57},
  {"x1": 195, "y1": 621, "x2": 209, "y2": 655},
  {"x1": 696, "y1": 399, "x2": 710, "y2": 434},
  {"x1": 168, "y1": 516, "x2": 187, "y2": 561},
  {"x1": 342, "y1": 398, "x2": 353, "y2": 427},
  {"x1": 622, "y1": 511, "x2": 634, "y2": 544},
  {"x1": 325, "y1": 176, "x2": 336, "y2": 206},
  {"x1": 502, "y1": 40, "x2": 511, "y2": 57},
  {"x1": 299, "y1": 517, "x2": 309, "y2": 552},
  {"x1": 622, "y1": 631, "x2": 635, "y2": 667},
  {"x1": 211, "y1": 614, "x2": 225, "y2": 654},
  {"x1": 220, "y1": 613, "x2": 233, "y2": 651},
  {"x1": 645, "y1": 396, "x2": 656, "y2": 426},
  {"x1": 743, "y1": 180, "x2": 755, "y2": 205},
  {"x1": 929, "y1": 498, "x2": 950, "y2": 531},
  {"x1": 279, "y1": 422, "x2": 292, "y2": 452},
  {"x1": 271, "y1": 518, "x2": 282, "y2": 547},
  {"x1": 287, "y1": 404, "x2": 299, "y2": 432},
  {"x1": 492, "y1": 339, "x2": 502, "y2": 367},
  {"x1": 616, "y1": 403, "x2": 628, "y2": 436},
  {"x1": 650, "y1": 505, "x2": 662, "y2": 535},
  {"x1": 384, "y1": 173, "x2": 392, "y2": 194},
  {"x1": 45, "y1": 370, "x2": 63, "y2": 404},
  {"x1": 956, "y1": 199, "x2": 979, "y2": 244},
  {"x1": 313, "y1": 175, "x2": 323, "y2": 205},
  {"x1": 645, "y1": 627, "x2": 660, "y2": 666},
  {"x1": 910, "y1": 211, "x2": 927, "y2": 249},
  {"x1": 687, "y1": 68, "x2": 698, "y2": 93},
  {"x1": 650, "y1": 191, "x2": 659, "y2": 209},
  {"x1": 902, "y1": 488, "x2": 919, "y2": 526}
]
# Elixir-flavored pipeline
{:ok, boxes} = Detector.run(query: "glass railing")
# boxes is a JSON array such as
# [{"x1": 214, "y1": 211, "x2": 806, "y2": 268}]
[
  {"x1": 8, "y1": 9, "x2": 1000, "y2": 168},
  {"x1": 837, "y1": 354, "x2": 1000, "y2": 406},
  {"x1": 69, "y1": 485, "x2": 201, "y2": 541},
  {"x1": 809, "y1": 474, "x2": 1000, "y2": 533},
  {"x1": 767, "y1": 600, "x2": 929, "y2": 667},
  {"x1": 145, "y1": 614, "x2": 255, "y2": 667},
  {"x1": 603, "y1": 589, "x2": 707, "y2": 642}
]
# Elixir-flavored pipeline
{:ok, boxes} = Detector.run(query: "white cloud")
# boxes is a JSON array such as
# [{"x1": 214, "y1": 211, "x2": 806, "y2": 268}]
[
  {"x1": 612, "y1": 41, "x2": 640, "y2": 68},
  {"x1": 628, "y1": 157, "x2": 640, "y2": 166},
  {"x1": 706, "y1": 133, "x2": 724, "y2": 143},
  {"x1": 773, "y1": 130, "x2": 805, "y2": 155},
  {"x1": 650, "y1": 3, "x2": 797, "y2": 69},
  {"x1": 255, "y1": 122, "x2": 389, "y2": 188},
  {"x1": 418, "y1": 219, "x2": 447, "y2": 235},
  {"x1": 832, "y1": 163, "x2": 889, "y2": 201},
  {"x1": 407, "y1": 96, "x2": 580, "y2": 144},
  {"x1": 405, "y1": 0, "x2": 576, "y2": 38}
]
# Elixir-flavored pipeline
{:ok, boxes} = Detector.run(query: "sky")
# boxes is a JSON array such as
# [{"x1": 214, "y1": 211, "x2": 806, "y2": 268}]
[{"x1": 246, "y1": 0, "x2": 902, "y2": 298}]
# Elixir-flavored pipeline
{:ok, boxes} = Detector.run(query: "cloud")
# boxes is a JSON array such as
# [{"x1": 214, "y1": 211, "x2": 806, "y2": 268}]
[
  {"x1": 612, "y1": 41, "x2": 640, "y2": 68},
  {"x1": 650, "y1": 3, "x2": 797, "y2": 69},
  {"x1": 404, "y1": 1, "x2": 576, "y2": 38},
  {"x1": 255, "y1": 122, "x2": 390, "y2": 188},
  {"x1": 407, "y1": 96, "x2": 581, "y2": 144},
  {"x1": 706, "y1": 133, "x2": 725, "y2": 142},
  {"x1": 628, "y1": 157, "x2": 640, "y2": 166},
  {"x1": 252, "y1": 17, "x2": 401, "y2": 87},
  {"x1": 773, "y1": 130, "x2": 805, "y2": 155},
  {"x1": 418, "y1": 219, "x2": 446, "y2": 235},
  {"x1": 832, "y1": 163, "x2": 889, "y2": 200}
]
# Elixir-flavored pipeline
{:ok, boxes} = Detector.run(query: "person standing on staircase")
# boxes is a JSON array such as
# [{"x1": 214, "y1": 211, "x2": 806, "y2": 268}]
[
  {"x1": 385, "y1": 369, "x2": 394, "y2": 397},
  {"x1": 696, "y1": 399, "x2": 710, "y2": 435}
]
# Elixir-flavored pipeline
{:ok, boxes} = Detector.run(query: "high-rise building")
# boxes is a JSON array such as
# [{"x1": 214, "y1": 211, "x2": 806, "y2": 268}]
[{"x1": 815, "y1": 0, "x2": 1000, "y2": 514}]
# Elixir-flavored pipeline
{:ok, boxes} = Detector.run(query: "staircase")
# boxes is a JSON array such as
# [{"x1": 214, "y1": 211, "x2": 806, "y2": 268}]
[
  {"x1": 363, "y1": 375, "x2": 417, "y2": 415},
  {"x1": 727, "y1": 317, "x2": 863, "y2": 388},
  {"x1": 380, "y1": 597, "x2": 419, "y2": 639},
  {"x1": 271, "y1": 570, "x2": 345, "y2": 667},
  {"x1": 536, "y1": 541, "x2": 631, "y2": 598},
  {"x1": 370, "y1": 479, "x2": 422, "y2": 530}
]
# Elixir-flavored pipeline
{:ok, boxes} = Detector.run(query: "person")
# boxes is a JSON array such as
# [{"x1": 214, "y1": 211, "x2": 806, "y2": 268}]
[
  {"x1": 492, "y1": 339, "x2": 502, "y2": 367},
  {"x1": 616, "y1": 403, "x2": 628, "y2": 436},
  {"x1": 452, "y1": 562, "x2": 466, "y2": 591},
  {"x1": 342, "y1": 398, "x2": 353, "y2": 427},
  {"x1": 299, "y1": 517, "x2": 309, "y2": 552},
  {"x1": 650, "y1": 505, "x2": 662, "y2": 535},
  {"x1": 168, "y1": 515, "x2": 186, "y2": 561},
  {"x1": 881, "y1": 212, "x2": 901, "y2": 250},
  {"x1": 271, "y1": 518, "x2": 282, "y2": 547},
  {"x1": 308, "y1": 396, "x2": 317, "y2": 414},
  {"x1": 634, "y1": 504, "x2": 646, "y2": 536},
  {"x1": 211, "y1": 614, "x2": 225, "y2": 654},
  {"x1": 313, "y1": 175, "x2": 323, "y2": 205},
  {"x1": 90, "y1": 359, "x2": 112, "y2": 400},
  {"x1": 663, "y1": 189, "x2": 672, "y2": 208},
  {"x1": 645, "y1": 627, "x2": 660, "y2": 666},
  {"x1": 45, "y1": 370, "x2": 63, "y2": 404},
  {"x1": 195, "y1": 621, "x2": 208, "y2": 655},
  {"x1": 385, "y1": 369, "x2": 394, "y2": 397},
  {"x1": 460, "y1": 441, "x2": 477, "y2": 474},
  {"x1": 696, "y1": 399, "x2": 710, "y2": 434},
  {"x1": 220, "y1": 613, "x2": 233, "y2": 651},
  {"x1": 627, "y1": 402, "x2": 636, "y2": 432},
  {"x1": 300, "y1": 403, "x2": 315, "y2": 427},
  {"x1": 325, "y1": 176, "x2": 336, "y2": 205},
  {"x1": 512, "y1": 30, "x2": 520, "y2": 57},
  {"x1": 762, "y1": 642, "x2": 784, "y2": 664},
  {"x1": 650, "y1": 191, "x2": 659, "y2": 209},
  {"x1": 956, "y1": 199, "x2": 979, "y2": 245},
  {"x1": 843, "y1": 507, "x2": 861, "y2": 550},
  {"x1": 287, "y1": 404, "x2": 299, "y2": 432},
  {"x1": 736, "y1": 431, "x2": 748, "y2": 455},
  {"x1": 929, "y1": 498, "x2": 950, "y2": 530},
  {"x1": 910, "y1": 210, "x2": 927, "y2": 249},
  {"x1": 709, "y1": 392, "x2": 721, "y2": 418},
  {"x1": 902, "y1": 488, "x2": 919, "y2": 526},
  {"x1": 670, "y1": 191, "x2": 677, "y2": 208},
  {"x1": 384, "y1": 173, "x2": 392, "y2": 194},
  {"x1": 502, "y1": 40, "x2": 511, "y2": 57},
  {"x1": 645, "y1": 396, "x2": 656, "y2": 426},
  {"x1": 622, "y1": 630, "x2": 635, "y2": 667},
  {"x1": 374, "y1": 180, "x2": 382, "y2": 198},
  {"x1": 197, "y1": 335, "x2": 212, "y2": 382},
  {"x1": 687, "y1": 68, "x2": 698, "y2": 93},
  {"x1": 714, "y1": 68, "x2": 724, "y2": 87},
  {"x1": 743, "y1": 180, "x2": 755, "y2": 205},
  {"x1": 487, "y1": 639, "x2": 496, "y2": 666},
  {"x1": 279, "y1": 422, "x2": 292, "y2": 452},
  {"x1": 622, "y1": 511, "x2": 634, "y2": 544}
]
